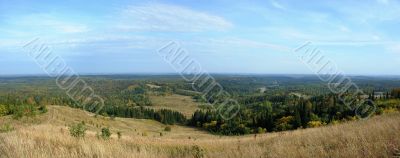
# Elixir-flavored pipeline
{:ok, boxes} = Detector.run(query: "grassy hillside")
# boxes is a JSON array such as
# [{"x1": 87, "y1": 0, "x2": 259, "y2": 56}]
[{"x1": 0, "y1": 106, "x2": 399, "y2": 158}]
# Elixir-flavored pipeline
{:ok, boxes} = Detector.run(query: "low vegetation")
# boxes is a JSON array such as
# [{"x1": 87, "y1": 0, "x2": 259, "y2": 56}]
[
  {"x1": 164, "y1": 126, "x2": 172, "y2": 132},
  {"x1": 69, "y1": 122, "x2": 87, "y2": 138},
  {"x1": 100, "y1": 127, "x2": 111, "y2": 140}
]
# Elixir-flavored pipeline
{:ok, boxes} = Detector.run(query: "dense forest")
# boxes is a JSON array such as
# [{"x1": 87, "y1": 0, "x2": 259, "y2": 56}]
[{"x1": 0, "y1": 75, "x2": 399, "y2": 135}]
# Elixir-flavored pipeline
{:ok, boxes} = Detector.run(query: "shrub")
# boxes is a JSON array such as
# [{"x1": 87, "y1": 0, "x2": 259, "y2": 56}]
[
  {"x1": 192, "y1": 145, "x2": 205, "y2": 158},
  {"x1": 330, "y1": 120, "x2": 340, "y2": 125},
  {"x1": 257, "y1": 127, "x2": 267, "y2": 134},
  {"x1": 202, "y1": 121, "x2": 217, "y2": 130},
  {"x1": 383, "y1": 108, "x2": 398, "y2": 114},
  {"x1": 101, "y1": 127, "x2": 111, "y2": 140},
  {"x1": 69, "y1": 122, "x2": 87, "y2": 138},
  {"x1": 12, "y1": 104, "x2": 37, "y2": 119},
  {"x1": 0, "y1": 104, "x2": 8, "y2": 116},
  {"x1": 164, "y1": 126, "x2": 172, "y2": 132},
  {"x1": 307, "y1": 121, "x2": 325, "y2": 128}
]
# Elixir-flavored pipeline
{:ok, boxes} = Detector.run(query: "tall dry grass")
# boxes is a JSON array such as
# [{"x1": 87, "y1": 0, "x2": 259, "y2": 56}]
[{"x1": 0, "y1": 106, "x2": 399, "y2": 158}]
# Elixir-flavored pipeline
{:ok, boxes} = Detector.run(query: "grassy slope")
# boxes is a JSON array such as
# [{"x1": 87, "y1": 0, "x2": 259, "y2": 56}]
[{"x1": 0, "y1": 106, "x2": 399, "y2": 158}]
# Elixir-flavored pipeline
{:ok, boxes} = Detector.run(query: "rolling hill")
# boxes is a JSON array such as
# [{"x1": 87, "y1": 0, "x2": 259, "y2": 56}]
[{"x1": 0, "y1": 105, "x2": 399, "y2": 158}]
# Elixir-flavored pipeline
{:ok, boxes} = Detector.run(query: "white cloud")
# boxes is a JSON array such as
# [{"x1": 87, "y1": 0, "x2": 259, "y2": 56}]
[
  {"x1": 116, "y1": 3, "x2": 233, "y2": 32},
  {"x1": 8, "y1": 14, "x2": 89, "y2": 34},
  {"x1": 213, "y1": 38, "x2": 290, "y2": 51},
  {"x1": 270, "y1": 0, "x2": 286, "y2": 10},
  {"x1": 38, "y1": 19, "x2": 89, "y2": 34},
  {"x1": 184, "y1": 37, "x2": 290, "y2": 52}
]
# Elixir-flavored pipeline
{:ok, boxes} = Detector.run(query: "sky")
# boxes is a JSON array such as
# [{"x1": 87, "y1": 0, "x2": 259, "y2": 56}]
[{"x1": 0, "y1": 0, "x2": 400, "y2": 75}]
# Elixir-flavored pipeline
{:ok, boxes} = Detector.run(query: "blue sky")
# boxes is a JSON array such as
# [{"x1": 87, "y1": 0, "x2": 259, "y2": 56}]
[{"x1": 0, "y1": 0, "x2": 400, "y2": 75}]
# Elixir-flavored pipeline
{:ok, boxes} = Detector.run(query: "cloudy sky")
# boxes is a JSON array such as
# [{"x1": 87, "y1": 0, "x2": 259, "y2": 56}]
[{"x1": 0, "y1": 0, "x2": 399, "y2": 75}]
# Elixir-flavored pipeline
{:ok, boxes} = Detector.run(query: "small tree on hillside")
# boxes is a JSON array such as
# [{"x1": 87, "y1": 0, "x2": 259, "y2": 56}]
[
  {"x1": 69, "y1": 122, "x2": 87, "y2": 138},
  {"x1": 101, "y1": 127, "x2": 111, "y2": 140}
]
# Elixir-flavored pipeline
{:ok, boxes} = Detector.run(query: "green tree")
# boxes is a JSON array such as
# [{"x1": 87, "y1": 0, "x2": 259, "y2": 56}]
[
  {"x1": 12, "y1": 104, "x2": 37, "y2": 119},
  {"x1": 101, "y1": 127, "x2": 111, "y2": 140},
  {"x1": 69, "y1": 122, "x2": 87, "y2": 138}
]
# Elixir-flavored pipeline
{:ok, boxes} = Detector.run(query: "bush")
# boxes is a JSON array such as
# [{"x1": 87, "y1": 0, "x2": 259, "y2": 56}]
[
  {"x1": 0, "y1": 104, "x2": 8, "y2": 116},
  {"x1": 164, "y1": 126, "x2": 172, "y2": 132},
  {"x1": 12, "y1": 104, "x2": 37, "y2": 119},
  {"x1": 257, "y1": 127, "x2": 267, "y2": 134},
  {"x1": 192, "y1": 145, "x2": 205, "y2": 158},
  {"x1": 101, "y1": 127, "x2": 111, "y2": 140},
  {"x1": 307, "y1": 121, "x2": 325, "y2": 128},
  {"x1": 69, "y1": 122, "x2": 87, "y2": 138}
]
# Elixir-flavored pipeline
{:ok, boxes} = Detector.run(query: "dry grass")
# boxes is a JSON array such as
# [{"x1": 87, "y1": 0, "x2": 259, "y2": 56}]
[
  {"x1": 148, "y1": 94, "x2": 200, "y2": 117},
  {"x1": 0, "y1": 106, "x2": 399, "y2": 158}
]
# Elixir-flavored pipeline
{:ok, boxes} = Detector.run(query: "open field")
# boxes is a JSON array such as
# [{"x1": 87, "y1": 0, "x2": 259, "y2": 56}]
[
  {"x1": 1, "y1": 105, "x2": 399, "y2": 158},
  {"x1": 148, "y1": 94, "x2": 200, "y2": 117}
]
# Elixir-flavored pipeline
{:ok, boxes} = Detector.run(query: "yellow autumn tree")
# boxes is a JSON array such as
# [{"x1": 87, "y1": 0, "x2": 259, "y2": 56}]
[{"x1": 307, "y1": 121, "x2": 325, "y2": 128}]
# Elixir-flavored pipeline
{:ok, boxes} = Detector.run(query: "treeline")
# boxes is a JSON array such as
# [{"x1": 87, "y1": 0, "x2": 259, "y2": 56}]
[
  {"x1": 0, "y1": 92, "x2": 186, "y2": 125},
  {"x1": 101, "y1": 106, "x2": 186, "y2": 124},
  {"x1": 0, "y1": 102, "x2": 47, "y2": 119},
  {"x1": 189, "y1": 90, "x2": 400, "y2": 135}
]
